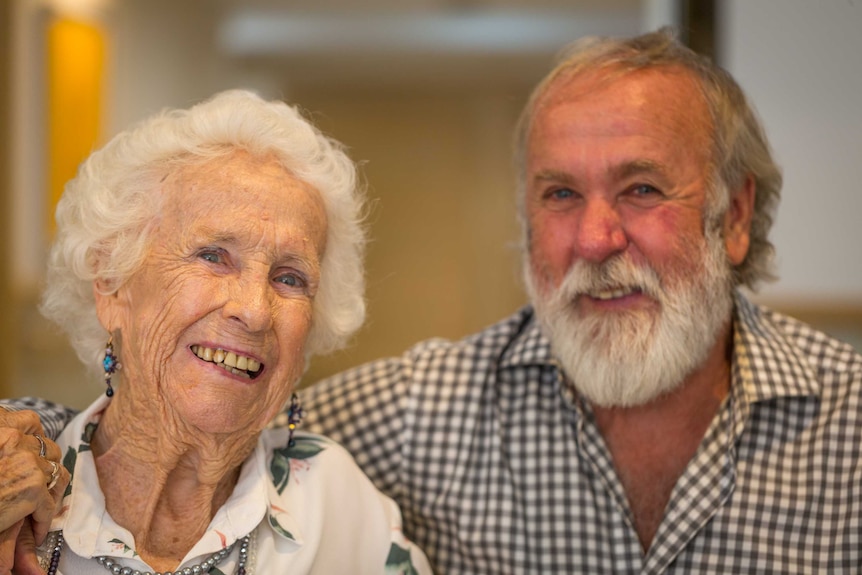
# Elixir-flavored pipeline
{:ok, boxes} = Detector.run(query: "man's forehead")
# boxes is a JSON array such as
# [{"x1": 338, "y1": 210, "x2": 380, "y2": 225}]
[
  {"x1": 532, "y1": 65, "x2": 714, "y2": 155},
  {"x1": 541, "y1": 64, "x2": 705, "y2": 111}
]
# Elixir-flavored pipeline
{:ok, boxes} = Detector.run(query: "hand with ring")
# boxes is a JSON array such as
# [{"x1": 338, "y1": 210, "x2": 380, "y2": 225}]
[
  {"x1": 32, "y1": 434, "x2": 61, "y2": 491},
  {"x1": 0, "y1": 408, "x2": 70, "y2": 574}
]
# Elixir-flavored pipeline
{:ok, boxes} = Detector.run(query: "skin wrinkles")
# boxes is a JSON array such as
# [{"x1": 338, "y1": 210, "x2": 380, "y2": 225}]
[
  {"x1": 191, "y1": 228, "x2": 323, "y2": 288},
  {"x1": 90, "y1": 150, "x2": 328, "y2": 568},
  {"x1": 526, "y1": 66, "x2": 715, "y2": 302},
  {"x1": 533, "y1": 159, "x2": 697, "y2": 211}
]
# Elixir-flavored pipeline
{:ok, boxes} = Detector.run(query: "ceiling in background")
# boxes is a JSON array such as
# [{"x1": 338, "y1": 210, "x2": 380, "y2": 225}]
[{"x1": 212, "y1": 0, "x2": 646, "y2": 87}]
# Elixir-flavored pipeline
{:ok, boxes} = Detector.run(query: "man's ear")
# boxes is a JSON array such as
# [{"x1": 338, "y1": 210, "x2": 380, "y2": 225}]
[{"x1": 723, "y1": 175, "x2": 756, "y2": 266}]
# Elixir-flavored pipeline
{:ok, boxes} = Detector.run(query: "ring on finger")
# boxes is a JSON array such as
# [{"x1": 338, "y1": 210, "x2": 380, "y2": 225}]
[
  {"x1": 33, "y1": 434, "x2": 47, "y2": 458},
  {"x1": 47, "y1": 460, "x2": 60, "y2": 490}
]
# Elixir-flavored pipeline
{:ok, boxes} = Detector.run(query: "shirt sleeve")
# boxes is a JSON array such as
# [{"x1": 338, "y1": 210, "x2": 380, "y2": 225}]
[
  {"x1": 298, "y1": 356, "x2": 410, "y2": 501},
  {"x1": 0, "y1": 397, "x2": 79, "y2": 440},
  {"x1": 383, "y1": 497, "x2": 434, "y2": 575}
]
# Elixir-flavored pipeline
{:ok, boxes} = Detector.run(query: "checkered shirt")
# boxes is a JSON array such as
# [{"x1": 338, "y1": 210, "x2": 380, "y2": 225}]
[
  {"x1": 0, "y1": 396, "x2": 78, "y2": 440},
  {"x1": 10, "y1": 292, "x2": 862, "y2": 573},
  {"x1": 300, "y1": 292, "x2": 862, "y2": 574}
]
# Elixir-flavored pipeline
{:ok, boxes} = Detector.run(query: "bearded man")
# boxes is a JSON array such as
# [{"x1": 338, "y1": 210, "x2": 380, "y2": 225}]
[{"x1": 6, "y1": 29, "x2": 862, "y2": 574}]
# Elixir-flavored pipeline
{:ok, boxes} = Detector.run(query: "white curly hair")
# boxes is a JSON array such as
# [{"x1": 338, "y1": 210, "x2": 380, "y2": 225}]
[{"x1": 41, "y1": 89, "x2": 367, "y2": 370}]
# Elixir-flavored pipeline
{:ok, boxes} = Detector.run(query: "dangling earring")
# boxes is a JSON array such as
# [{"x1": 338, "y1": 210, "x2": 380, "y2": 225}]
[
  {"x1": 287, "y1": 393, "x2": 304, "y2": 447},
  {"x1": 102, "y1": 336, "x2": 121, "y2": 397}
]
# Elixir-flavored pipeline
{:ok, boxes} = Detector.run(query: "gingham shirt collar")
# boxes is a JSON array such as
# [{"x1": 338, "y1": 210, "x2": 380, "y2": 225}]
[
  {"x1": 497, "y1": 310, "x2": 555, "y2": 369},
  {"x1": 731, "y1": 294, "x2": 821, "y2": 402}
]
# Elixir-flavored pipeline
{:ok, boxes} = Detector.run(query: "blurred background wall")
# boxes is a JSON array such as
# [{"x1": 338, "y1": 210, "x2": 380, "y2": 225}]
[{"x1": 1, "y1": 0, "x2": 860, "y2": 409}]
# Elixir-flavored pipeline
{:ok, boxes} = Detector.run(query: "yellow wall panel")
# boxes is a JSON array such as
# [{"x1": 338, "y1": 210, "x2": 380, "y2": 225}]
[{"x1": 47, "y1": 17, "x2": 105, "y2": 233}]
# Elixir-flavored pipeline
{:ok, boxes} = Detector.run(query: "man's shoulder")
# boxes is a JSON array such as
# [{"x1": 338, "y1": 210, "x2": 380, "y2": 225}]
[
  {"x1": 0, "y1": 396, "x2": 80, "y2": 440},
  {"x1": 739, "y1": 296, "x2": 862, "y2": 383},
  {"x1": 315, "y1": 306, "x2": 535, "y2": 386},
  {"x1": 406, "y1": 305, "x2": 536, "y2": 360}
]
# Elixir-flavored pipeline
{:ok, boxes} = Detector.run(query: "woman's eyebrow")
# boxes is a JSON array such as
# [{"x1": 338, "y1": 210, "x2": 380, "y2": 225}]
[{"x1": 192, "y1": 227, "x2": 240, "y2": 245}]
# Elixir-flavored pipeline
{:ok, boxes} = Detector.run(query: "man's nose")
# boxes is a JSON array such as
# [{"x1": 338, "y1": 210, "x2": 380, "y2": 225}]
[{"x1": 575, "y1": 199, "x2": 628, "y2": 263}]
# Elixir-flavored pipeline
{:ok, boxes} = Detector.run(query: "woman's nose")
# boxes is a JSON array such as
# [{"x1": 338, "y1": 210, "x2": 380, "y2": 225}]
[{"x1": 223, "y1": 274, "x2": 273, "y2": 333}]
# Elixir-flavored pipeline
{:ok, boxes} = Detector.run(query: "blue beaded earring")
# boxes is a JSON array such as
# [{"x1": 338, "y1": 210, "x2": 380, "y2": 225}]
[
  {"x1": 102, "y1": 336, "x2": 121, "y2": 397},
  {"x1": 287, "y1": 393, "x2": 304, "y2": 447}
]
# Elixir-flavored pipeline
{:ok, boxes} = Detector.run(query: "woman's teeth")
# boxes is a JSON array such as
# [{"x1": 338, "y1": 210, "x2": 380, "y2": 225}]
[{"x1": 191, "y1": 345, "x2": 262, "y2": 379}]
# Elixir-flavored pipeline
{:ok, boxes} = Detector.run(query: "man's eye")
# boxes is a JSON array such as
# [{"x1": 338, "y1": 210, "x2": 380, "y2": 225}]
[
  {"x1": 539, "y1": 187, "x2": 580, "y2": 212},
  {"x1": 550, "y1": 188, "x2": 575, "y2": 200},
  {"x1": 631, "y1": 184, "x2": 661, "y2": 197}
]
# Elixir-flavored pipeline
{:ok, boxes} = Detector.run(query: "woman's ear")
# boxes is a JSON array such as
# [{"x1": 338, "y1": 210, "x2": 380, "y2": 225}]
[
  {"x1": 723, "y1": 174, "x2": 756, "y2": 266},
  {"x1": 93, "y1": 280, "x2": 127, "y2": 333}
]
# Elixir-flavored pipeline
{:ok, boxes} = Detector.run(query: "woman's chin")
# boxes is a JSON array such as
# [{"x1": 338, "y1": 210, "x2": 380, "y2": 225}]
[{"x1": 166, "y1": 393, "x2": 270, "y2": 439}]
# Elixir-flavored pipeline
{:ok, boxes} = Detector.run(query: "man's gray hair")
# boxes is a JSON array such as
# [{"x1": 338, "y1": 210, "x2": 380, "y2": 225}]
[{"x1": 41, "y1": 89, "x2": 367, "y2": 369}]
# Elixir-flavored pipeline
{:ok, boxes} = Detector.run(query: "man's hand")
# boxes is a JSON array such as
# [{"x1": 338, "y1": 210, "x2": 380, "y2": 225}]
[{"x1": 0, "y1": 410, "x2": 70, "y2": 574}]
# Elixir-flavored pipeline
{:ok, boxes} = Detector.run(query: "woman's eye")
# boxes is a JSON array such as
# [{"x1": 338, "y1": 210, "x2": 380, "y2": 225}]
[
  {"x1": 199, "y1": 251, "x2": 222, "y2": 264},
  {"x1": 274, "y1": 273, "x2": 305, "y2": 288}
]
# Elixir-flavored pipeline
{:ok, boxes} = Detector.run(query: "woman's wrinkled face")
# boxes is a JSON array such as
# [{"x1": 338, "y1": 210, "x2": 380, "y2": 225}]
[{"x1": 96, "y1": 151, "x2": 327, "y2": 435}]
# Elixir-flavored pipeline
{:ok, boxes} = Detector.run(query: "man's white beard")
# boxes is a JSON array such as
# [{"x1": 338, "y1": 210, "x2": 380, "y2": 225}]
[{"x1": 527, "y1": 226, "x2": 734, "y2": 408}]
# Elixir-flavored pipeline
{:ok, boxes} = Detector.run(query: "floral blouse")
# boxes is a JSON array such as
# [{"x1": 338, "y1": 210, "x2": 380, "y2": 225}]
[{"x1": 39, "y1": 395, "x2": 431, "y2": 574}]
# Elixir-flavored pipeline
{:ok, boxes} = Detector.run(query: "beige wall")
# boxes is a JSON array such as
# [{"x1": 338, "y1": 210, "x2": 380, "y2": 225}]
[{"x1": 290, "y1": 87, "x2": 528, "y2": 384}]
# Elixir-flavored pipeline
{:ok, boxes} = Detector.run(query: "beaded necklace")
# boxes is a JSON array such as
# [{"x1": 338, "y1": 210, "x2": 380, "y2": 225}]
[{"x1": 42, "y1": 529, "x2": 256, "y2": 575}]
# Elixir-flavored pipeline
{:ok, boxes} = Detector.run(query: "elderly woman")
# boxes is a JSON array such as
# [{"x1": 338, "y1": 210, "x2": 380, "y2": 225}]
[{"x1": 27, "y1": 90, "x2": 430, "y2": 574}]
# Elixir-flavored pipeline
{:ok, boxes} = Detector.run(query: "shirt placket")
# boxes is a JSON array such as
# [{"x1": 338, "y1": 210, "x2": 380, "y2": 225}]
[{"x1": 562, "y1": 373, "x2": 646, "y2": 573}]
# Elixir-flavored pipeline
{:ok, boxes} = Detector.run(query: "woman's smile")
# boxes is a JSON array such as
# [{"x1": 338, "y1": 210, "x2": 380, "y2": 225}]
[{"x1": 190, "y1": 344, "x2": 263, "y2": 380}]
